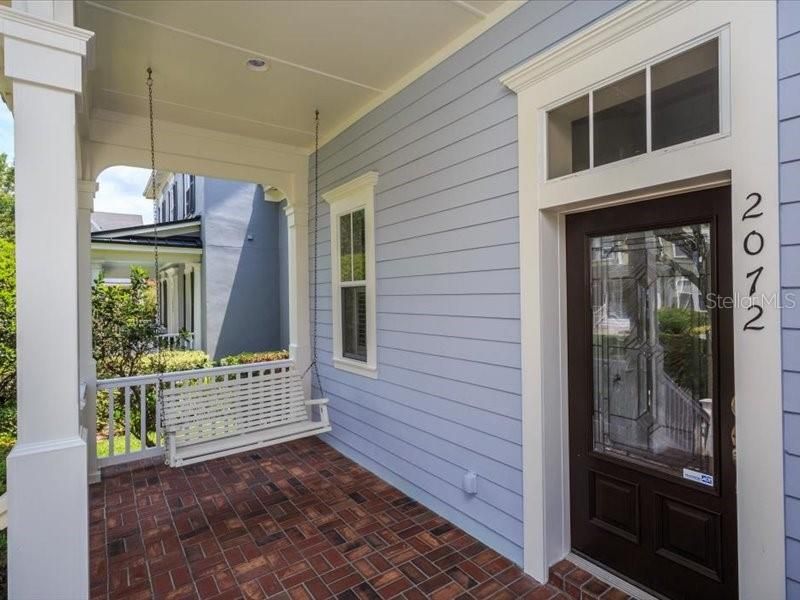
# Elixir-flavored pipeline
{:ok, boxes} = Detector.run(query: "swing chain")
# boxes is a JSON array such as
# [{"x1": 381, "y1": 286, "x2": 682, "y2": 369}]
[
  {"x1": 303, "y1": 110, "x2": 324, "y2": 398},
  {"x1": 147, "y1": 67, "x2": 166, "y2": 430}
]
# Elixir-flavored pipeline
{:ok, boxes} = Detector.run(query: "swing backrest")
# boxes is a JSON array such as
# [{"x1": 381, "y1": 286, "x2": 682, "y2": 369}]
[{"x1": 161, "y1": 360, "x2": 308, "y2": 447}]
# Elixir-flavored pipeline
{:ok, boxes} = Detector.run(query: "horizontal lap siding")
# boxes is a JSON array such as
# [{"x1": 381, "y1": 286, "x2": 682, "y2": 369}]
[
  {"x1": 781, "y1": 1, "x2": 800, "y2": 596},
  {"x1": 308, "y1": 0, "x2": 624, "y2": 564}
]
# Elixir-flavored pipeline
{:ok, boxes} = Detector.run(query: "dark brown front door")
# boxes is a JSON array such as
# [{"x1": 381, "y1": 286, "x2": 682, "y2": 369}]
[{"x1": 566, "y1": 187, "x2": 737, "y2": 600}]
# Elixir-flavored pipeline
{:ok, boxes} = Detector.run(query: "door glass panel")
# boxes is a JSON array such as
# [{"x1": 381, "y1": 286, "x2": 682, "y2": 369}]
[
  {"x1": 593, "y1": 70, "x2": 646, "y2": 167},
  {"x1": 591, "y1": 224, "x2": 714, "y2": 482}
]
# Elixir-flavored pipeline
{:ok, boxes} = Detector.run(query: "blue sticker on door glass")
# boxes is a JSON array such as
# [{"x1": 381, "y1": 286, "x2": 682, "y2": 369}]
[{"x1": 682, "y1": 468, "x2": 714, "y2": 486}]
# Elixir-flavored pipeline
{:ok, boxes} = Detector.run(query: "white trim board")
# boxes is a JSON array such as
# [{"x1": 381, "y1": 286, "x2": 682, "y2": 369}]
[
  {"x1": 93, "y1": 220, "x2": 200, "y2": 239},
  {"x1": 91, "y1": 241, "x2": 202, "y2": 256},
  {"x1": 501, "y1": 1, "x2": 784, "y2": 598}
]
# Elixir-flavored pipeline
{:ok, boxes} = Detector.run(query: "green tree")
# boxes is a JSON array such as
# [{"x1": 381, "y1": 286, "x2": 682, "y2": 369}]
[
  {"x1": 92, "y1": 267, "x2": 163, "y2": 445},
  {"x1": 0, "y1": 154, "x2": 16, "y2": 432},
  {"x1": 0, "y1": 239, "x2": 15, "y2": 415},
  {"x1": 0, "y1": 154, "x2": 15, "y2": 240},
  {"x1": 92, "y1": 266, "x2": 160, "y2": 380}
]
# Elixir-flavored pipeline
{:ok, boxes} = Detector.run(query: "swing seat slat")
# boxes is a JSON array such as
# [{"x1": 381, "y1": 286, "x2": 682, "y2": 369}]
[{"x1": 160, "y1": 360, "x2": 330, "y2": 467}]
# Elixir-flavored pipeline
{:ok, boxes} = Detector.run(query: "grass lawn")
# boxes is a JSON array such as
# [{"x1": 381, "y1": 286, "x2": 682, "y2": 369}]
[{"x1": 96, "y1": 432, "x2": 157, "y2": 458}]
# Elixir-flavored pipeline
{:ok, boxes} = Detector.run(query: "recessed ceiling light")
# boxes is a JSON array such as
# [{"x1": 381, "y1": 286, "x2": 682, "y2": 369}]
[{"x1": 246, "y1": 58, "x2": 269, "y2": 72}]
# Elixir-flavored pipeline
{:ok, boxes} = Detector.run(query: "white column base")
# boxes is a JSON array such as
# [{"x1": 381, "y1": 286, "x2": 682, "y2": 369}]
[{"x1": 8, "y1": 436, "x2": 89, "y2": 600}]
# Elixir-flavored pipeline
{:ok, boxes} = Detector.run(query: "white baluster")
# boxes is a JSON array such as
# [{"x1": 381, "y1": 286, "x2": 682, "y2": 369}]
[{"x1": 124, "y1": 386, "x2": 131, "y2": 455}]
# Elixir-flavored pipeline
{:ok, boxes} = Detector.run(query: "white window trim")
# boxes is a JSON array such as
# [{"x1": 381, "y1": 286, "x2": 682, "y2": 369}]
[
  {"x1": 500, "y1": 1, "x2": 784, "y2": 598},
  {"x1": 323, "y1": 171, "x2": 379, "y2": 379}
]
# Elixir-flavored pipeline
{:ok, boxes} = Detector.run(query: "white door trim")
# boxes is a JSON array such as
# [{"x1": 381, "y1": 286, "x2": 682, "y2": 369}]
[{"x1": 501, "y1": 2, "x2": 784, "y2": 598}]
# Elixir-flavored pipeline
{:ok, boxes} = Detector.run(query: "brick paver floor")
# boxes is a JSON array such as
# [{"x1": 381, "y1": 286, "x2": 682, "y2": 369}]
[
  {"x1": 547, "y1": 560, "x2": 634, "y2": 600},
  {"x1": 89, "y1": 436, "x2": 624, "y2": 599}
]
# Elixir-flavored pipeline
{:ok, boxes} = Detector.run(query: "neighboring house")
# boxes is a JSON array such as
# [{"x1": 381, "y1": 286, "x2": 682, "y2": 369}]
[
  {"x1": 5, "y1": 2, "x2": 800, "y2": 599},
  {"x1": 90, "y1": 172, "x2": 289, "y2": 359},
  {"x1": 90, "y1": 210, "x2": 142, "y2": 232}
]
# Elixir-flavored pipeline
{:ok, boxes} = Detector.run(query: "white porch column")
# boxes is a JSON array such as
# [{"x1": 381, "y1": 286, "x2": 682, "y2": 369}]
[
  {"x1": 1, "y1": 4, "x2": 94, "y2": 599},
  {"x1": 191, "y1": 263, "x2": 203, "y2": 351},
  {"x1": 284, "y1": 204, "x2": 311, "y2": 398},
  {"x1": 78, "y1": 180, "x2": 99, "y2": 483}
]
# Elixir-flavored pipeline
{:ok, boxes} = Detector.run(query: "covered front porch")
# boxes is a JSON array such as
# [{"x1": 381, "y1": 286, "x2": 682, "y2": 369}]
[
  {"x1": 90, "y1": 437, "x2": 565, "y2": 600},
  {"x1": 0, "y1": 0, "x2": 674, "y2": 598}
]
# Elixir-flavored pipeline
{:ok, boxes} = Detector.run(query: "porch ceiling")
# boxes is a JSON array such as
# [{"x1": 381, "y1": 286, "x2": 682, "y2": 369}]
[{"x1": 76, "y1": 0, "x2": 516, "y2": 149}]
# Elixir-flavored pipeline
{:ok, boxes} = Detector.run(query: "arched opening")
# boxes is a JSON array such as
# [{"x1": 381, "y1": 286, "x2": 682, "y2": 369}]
[{"x1": 89, "y1": 165, "x2": 296, "y2": 462}]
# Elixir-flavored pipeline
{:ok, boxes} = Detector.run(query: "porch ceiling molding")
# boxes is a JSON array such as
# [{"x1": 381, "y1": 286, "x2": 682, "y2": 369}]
[{"x1": 499, "y1": 0, "x2": 690, "y2": 94}]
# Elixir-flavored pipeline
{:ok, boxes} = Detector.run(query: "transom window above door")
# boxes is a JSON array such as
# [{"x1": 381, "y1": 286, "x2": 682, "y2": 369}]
[{"x1": 546, "y1": 34, "x2": 725, "y2": 180}]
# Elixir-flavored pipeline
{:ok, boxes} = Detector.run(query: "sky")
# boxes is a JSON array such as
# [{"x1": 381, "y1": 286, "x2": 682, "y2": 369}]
[{"x1": 0, "y1": 102, "x2": 154, "y2": 224}]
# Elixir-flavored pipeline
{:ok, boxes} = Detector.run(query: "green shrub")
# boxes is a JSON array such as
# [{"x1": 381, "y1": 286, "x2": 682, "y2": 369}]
[
  {"x1": 0, "y1": 238, "x2": 15, "y2": 408},
  {"x1": 657, "y1": 307, "x2": 710, "y2": 396},
  {"x1": 218, "y1": 350, "x2": 289, "y2": 366},
  {"x1": 657, "y1": 307, "x2": 708, "y2": 334},
  {"x1": 0, "y1": 403, "x2": 15, "y2": 441},
  {"x1": 139, "y1": 350, "x2": 211, "y2": 374},
  {"x1": 96, "y1": 349, "x2": 211, "y2": 445}
]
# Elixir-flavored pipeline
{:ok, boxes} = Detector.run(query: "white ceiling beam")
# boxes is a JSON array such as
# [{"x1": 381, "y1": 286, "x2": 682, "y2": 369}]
[
  {"x1": 449, "y1": 1, "x2": 488, "y2": 19},
  {"x1": 82, "y1": 0, "x2": 385, "y2": 93},
  {"x1": 100, "y1": 88, "x2": 315, "y2": 138}
]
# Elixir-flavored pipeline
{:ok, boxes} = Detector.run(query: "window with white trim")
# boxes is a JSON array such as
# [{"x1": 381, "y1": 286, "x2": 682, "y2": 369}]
[
  {"x1": 546, "y1": 34, "x2": 724, "y2": 180},
  {"x1": 323, "y1": 172, "x2": 378, "y2": 378}
]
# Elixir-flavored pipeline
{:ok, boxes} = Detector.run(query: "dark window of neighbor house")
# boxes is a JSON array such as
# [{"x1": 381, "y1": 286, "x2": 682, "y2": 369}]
[
  {"x1": 189, "y1": 270, "x2": 195, "y2": 332},
  {"x1": 181, "y1": 275, "x2": 186, "y2": 331},
  {"x1": 184, "y1": 174, "x2": 196, "y2": 216},
  {"x1": 160, "y1": 280, "x2": 168, "y2": 327},
  {"x1": 171, "y1": 182, "x2": 179, "y2": 220}
]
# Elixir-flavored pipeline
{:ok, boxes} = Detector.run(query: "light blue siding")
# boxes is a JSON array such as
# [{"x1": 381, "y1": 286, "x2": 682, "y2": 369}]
[
  {"x1": 309, "y1": 0, "x2": 623, "y2": 565},
  {"x1": 201, "y1": 179, "x2": 287, "y2": 360},
  {"x1": 780, "y1": 1, "x2": 800, "y2": 595},
  {"x1": 780, "y1": 31, "x2": 800, "y2": 79}
]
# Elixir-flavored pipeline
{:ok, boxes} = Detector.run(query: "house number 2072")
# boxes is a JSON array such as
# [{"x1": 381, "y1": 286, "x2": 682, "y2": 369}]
[{"x1": 743, "y1": 192, "x2": 765, "y2": 331}]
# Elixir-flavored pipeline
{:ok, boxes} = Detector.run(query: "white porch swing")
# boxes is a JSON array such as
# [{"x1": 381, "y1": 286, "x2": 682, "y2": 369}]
[{"x1": 143, "y1": 69, "x2": 330, "y2": 467}]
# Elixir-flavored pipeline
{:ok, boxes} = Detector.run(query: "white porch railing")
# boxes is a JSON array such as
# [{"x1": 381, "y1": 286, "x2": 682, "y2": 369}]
[
  {"x1": 156, "y1": 332, "x2": 195, "y2": 350},
  {"x1": 95, "y1": 358, "x2": 297, "y2": 468}
]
